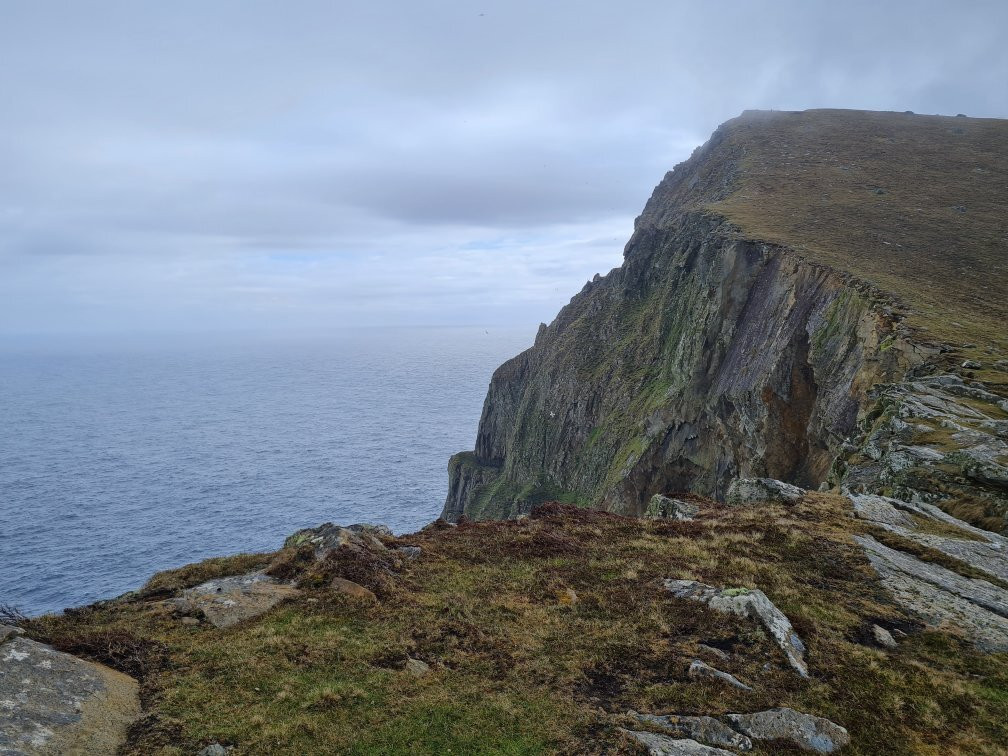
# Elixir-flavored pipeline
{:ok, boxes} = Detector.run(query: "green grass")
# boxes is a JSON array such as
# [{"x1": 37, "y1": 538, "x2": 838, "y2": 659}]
[{"x1": 22, "y1": 493, "x2": 1008, "y2": 754}]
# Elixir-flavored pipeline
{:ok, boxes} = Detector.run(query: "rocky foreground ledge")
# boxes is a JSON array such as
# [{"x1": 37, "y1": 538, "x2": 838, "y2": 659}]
[{"x1": 4, "y1": 481, "x2": 1007, "y2": 754}]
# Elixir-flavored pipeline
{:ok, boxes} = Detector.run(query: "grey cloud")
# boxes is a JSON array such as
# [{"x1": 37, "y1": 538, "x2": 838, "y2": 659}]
[{"x1": 0, "y1": 1, "x2": 1006, "y2": 335}]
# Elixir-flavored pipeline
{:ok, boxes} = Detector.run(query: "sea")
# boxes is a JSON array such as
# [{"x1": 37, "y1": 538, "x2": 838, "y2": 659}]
[{"x1": 0, "y1": 327, "x2": 531, "y2": 616}]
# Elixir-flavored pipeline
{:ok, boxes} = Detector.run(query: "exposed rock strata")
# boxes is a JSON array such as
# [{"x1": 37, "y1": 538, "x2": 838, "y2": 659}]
[
  {"x1": 445, "y1": 120, "x2": 922, "y2": 521},
  {"x1": 855, "y1": 535, "x2": 1008, "y2": 651}
]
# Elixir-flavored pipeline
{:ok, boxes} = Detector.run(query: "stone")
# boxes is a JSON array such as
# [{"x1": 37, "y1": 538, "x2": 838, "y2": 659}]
[
  {"x1": 871, "y1": 624, "x2": 898, "y2": 649},
  {"x1": 994, "y1": 359, "x2": 1008, "y2": 372},
  {"x1": 725, "y1": 708, "x2": 850, "y2": 753},
  {"x1": 630, "y1": 712, "x2": 752, "y2": 751},
  {"x1": 0, "y1": 636, "x2": 140, "y2": 755},
  {"x1": 854, "y1": 536, "x2": 1008, "y2": 651},
  {"x1": 0, "y1": 625, "x2": 24, "y2": 643},
  {"x1": 621, "y1": 730, "x2": 736, "y2": 755},
  {"x1": 646, "y1": 494, "x2": 699, "y2": 520},
  {"x1": 558, "y1": 588, "x2": 579, "y2": 606},
  {"x1": 332, "y1": 577, "x2": 378, "y2": 603},
  {"x1": 165, "y1": 571, "x2": 299, "y2": 628},
  {"x1": 726, "y1": 478, "x2": 805, "y2": 507},
  {"x1": 396, "y1": 545, "x2": 422, "y2": 560},
  {"x1": 961, "y1": 360, "x2": 982, "y2": 369},
  {"x1": 696, "y1": 643, "x2": 729, "y2": 661},
  {"x1": 198, "y1": 744, "x2": 231, "y2": 756},
  {"x1": 665, "y1": 580, "x2": 808, "y2": 677},
  {"x1": 180, "y1": 616, "x2": 201, "y2": 626},
  {"x1": 404, "y1": 658, "x2": 430, "y2": 677},
  {"x1": 687, "y1": 659, "x2": 752, "y2": 690}
]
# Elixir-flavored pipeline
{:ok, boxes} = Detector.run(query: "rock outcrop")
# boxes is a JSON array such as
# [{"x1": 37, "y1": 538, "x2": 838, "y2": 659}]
[
  {"x1": 664, "y1": 579, "x2": 809, "y2": 677},
  {"x1": 444, "y1": 112, "x2": 931, "y2": 522},
  {"x1": 0, "y1": 633, "x2": 139, "y2": 755}
]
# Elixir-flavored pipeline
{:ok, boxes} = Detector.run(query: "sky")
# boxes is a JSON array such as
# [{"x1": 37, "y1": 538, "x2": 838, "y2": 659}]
[{"x1": 2, "y1": 1, "x2": 1007, "y2": 339}]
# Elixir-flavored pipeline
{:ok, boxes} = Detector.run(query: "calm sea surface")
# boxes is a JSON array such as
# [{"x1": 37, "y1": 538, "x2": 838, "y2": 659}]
[{"x1": 0, "y1": 327, "x2": 530, "y2": 616}]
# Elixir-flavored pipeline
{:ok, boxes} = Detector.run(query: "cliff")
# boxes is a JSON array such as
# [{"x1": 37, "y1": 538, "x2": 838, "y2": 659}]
[{"x1": 444, "y1": 109, "x2": 1008, "y2": 523}]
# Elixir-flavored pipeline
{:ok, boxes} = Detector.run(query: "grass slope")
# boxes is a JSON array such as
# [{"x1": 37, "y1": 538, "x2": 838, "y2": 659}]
[
  {"x1": 710, "y1": 109, "x2": 1008, "y2": 355},
  {"x1": 24, "y1": 495, "x2": 1008, "y2": 754}
]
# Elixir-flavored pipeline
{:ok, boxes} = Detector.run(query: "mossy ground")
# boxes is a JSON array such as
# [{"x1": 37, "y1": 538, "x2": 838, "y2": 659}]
[{"x1": 24, "y1": 495, "x2": 1008, "y2": 754}]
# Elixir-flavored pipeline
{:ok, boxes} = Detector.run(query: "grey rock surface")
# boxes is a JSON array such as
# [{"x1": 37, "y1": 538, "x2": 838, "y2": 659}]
[
  {"x1": 726, "y1": 708, "x2": 849, "y2": 753},
  {"x1": 630, "y1": 711, "x2": 752, "y2": 751},
  {"x1": 855, "y1": 535, "x2": 1008, "y2": 651},
  {"x1": 621, "y1": 730, "x2": 736, "y2": 755},
  {"x1": 646, "y1": 494, "x2": 699, "y2": 520},
  {"x1": 726, "y1": 478, "x2": 805, "y2": 506},
  {"x1": 0, "y1": 636, "x2": 139, "y2": 755},
  {"x1": 848, "y1": 492, "x2": 1008, "y2": 582},
  {"x1": 284, "y1": 522, "x2": 389, "y2": 555},
  {"x1": 665, "y1": 580, "x2": 808, "y2": 677},
  {"x1": 165, "y1": 571, "x2": 298, "y2": 628},
  {"x1": 871, "y1": 624, "x2": 898, "y2": 649},
  {"x1": 687, "y1": 659, "x2": 752, "y2": 690}
]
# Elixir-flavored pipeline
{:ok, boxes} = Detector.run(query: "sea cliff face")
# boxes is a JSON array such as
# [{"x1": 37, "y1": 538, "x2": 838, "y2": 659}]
[{"x1": 444, "y1": 122, "x2": 927, "y2": 521}]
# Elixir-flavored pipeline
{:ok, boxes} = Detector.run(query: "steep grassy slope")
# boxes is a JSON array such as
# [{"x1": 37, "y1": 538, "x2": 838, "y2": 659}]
[
  {"x1": 712, "y1": 110, "x2": 1008, "y2": 355},
  {"x1": 23, "y1": 497, "x2": 1008, "y2": 754}
]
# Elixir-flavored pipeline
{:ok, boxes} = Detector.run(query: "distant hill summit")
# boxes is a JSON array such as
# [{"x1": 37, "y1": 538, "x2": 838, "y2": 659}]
[{"x1": 444, "y1": 108, "x2": 1008, "y2": 526}]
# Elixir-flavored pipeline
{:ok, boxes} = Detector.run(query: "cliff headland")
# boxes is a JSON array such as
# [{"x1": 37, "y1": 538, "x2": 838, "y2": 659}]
[{"x1": 4, "y1": 109, "x2": 1008, "y2": 755}]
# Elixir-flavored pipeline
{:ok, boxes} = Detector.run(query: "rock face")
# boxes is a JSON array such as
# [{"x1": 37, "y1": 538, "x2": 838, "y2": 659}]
[
  {"x1": 444, "y1": 113, "x2": 922, "y2": 521},
  {"x1": 0, "y1": 634, "x2": 139, "y2": 755}
]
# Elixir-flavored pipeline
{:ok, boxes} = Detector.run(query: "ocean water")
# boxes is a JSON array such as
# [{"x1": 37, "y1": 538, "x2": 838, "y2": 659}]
[{"x1": 0, "y1": 327, "x2": 530, "y2": 616}]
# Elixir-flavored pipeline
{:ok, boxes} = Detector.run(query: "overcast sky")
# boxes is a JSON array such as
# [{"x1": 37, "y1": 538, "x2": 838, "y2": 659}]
[{"x1": 2, "y1": 1, "x2": 1006, "y2": 338}]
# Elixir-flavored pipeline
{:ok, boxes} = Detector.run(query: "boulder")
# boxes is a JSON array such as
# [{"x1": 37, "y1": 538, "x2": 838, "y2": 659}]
[
  {"x1": 726, "y1": 478, "x2": 805, "y2": 506},
  {"x1": 687, "y1": 659, "x2": 752, "y2": 690},
  {"x1": 665, "y1": 580, "x2": 808, "y2": 677},
  {"x1": 871, "y1": 624, "x2": 898, "y2": 649},
  {"x1": 725, "y1": 708, "x2": 849, "y2": 753},
  {"x1": 0, "y1": 636, "x2": 139, "y2": 755},
  {"x1": 404, "y1": 658, "x2": 431, "y2": 677},
  {"x1": 646, "y1": 494, "x2": 699, "y2": 520}
]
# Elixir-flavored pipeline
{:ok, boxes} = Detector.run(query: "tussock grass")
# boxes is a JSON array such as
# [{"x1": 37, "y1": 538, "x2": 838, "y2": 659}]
[{"x1": 24, "y1": 496, "x2": 1008, "y2": 754}]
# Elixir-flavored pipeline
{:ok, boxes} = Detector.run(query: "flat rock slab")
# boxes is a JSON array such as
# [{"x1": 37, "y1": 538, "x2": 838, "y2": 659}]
[
  {"x1": 665, "y1": 580, "x2": 808, "y2": 677},
  {"x1": 621, "y1": 730, "x2": 735, "y2": 755},
  {"x1": 726, "y1": 707, "x2": 850, "y2": 753},
  {"x1": 167, "y1": 571, "x2": 299, "y2": 628},
  {"x1": 0, "y1": 636, "x2": 139, "y2": 755},
  {"x1": 848, "y1": 493, "x2": 1008, "y2": 582},
  {"x1": 856, "y1": 535, "x2": 1008, "y2": 651},
  {"x1": 630, "y1": 712, "x2": 752, "y2": 751}
]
